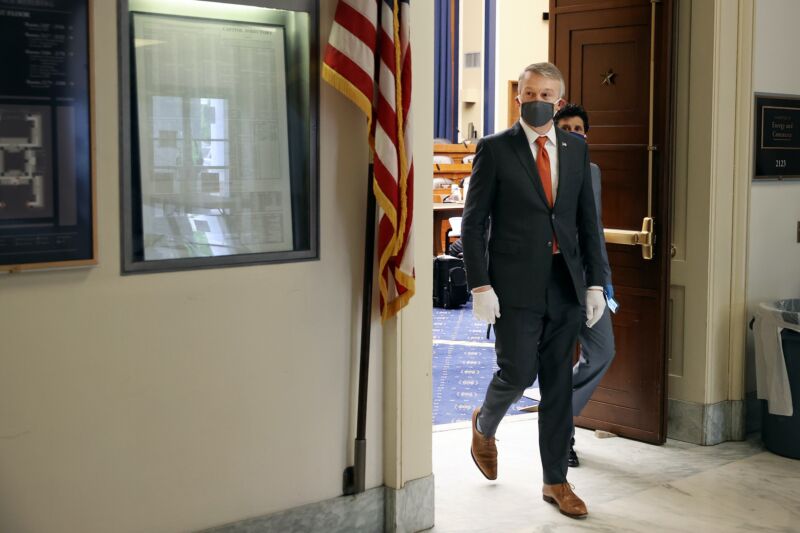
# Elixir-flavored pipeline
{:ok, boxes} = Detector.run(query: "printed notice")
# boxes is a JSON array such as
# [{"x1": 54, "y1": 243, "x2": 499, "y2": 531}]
[{"x1": 132, "y1": 13, "x2": 294, "y2": 259}]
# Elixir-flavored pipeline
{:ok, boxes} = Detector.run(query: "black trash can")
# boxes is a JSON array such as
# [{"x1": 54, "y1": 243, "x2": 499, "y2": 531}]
[{"x1": 762, "y1": 328, "x2": 800, "y2": 459}]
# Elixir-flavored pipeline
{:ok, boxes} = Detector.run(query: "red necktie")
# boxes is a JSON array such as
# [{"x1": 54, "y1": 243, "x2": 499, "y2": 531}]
[{"x1": 535, "y1": 136, "x2": 558, "y2": 254}]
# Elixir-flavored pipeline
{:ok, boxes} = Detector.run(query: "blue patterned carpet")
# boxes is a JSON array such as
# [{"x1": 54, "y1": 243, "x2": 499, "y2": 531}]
[
  {"x1": 432, "y1": 301, "x2": 538, "y2": 426},
  {"x1": 432, "y1": 299, "x2": 493, "y2": 342}
]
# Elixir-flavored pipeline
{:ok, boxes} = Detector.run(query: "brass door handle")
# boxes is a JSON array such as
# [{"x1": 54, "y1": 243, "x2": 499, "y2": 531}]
[{"x1": 604, "y1": 217, "x2": 655, "y2": 260}]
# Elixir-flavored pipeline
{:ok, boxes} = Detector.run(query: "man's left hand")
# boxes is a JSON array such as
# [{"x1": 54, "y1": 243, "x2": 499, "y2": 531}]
[{"x1": 585, "y1": 289, "x2": 606, "y2": 328}]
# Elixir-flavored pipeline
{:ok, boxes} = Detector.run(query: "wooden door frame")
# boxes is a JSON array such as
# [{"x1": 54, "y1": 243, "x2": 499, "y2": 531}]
[
  {"x1": 652, "y1": 0, "x2": 676, "y2": 444},
  {"x1": 548, "y1": 0, "x2": 676, "y2": 443}
]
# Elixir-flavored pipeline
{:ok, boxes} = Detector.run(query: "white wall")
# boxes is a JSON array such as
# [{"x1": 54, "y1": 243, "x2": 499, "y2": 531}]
[
  {"x1": 494, "y1": 0, "x2": 549, "y2": 132},
  {"x1": 746, "y1": 0, "x2": 800, "y2": 390},
  {"x1": 0, "y1": 1, "x2": 439, "y2": 531}
]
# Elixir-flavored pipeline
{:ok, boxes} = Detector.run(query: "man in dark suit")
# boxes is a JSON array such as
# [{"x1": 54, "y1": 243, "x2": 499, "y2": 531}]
[
  {"x1": 462, "y1": 63, "x2": 606, "y2": 519},
  {"x1": 555, "y1": 103, "x2": 617, "y2": 468}
]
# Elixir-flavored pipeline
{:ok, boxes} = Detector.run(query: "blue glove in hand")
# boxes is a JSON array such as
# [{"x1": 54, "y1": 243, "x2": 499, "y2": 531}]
[{"x1": 604, "y1": 284, "x2": 615, "y2": 300}]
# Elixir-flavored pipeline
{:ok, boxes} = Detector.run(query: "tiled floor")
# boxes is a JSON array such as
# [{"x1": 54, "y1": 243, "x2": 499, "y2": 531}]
[{"x1": 429, "y1": 415, "x2": 800, "y2": 532}]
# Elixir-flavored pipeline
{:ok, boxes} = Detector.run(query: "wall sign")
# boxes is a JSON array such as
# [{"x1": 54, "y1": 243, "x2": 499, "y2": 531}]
[
  {"x1": 755, "y1": 93, "x2": 800, "y2": 180},
  {"x1": 0, "y1": 0, "x2": 94, "y2": 270}
]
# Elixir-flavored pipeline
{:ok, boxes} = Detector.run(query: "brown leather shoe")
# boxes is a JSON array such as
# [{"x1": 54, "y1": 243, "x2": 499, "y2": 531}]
[
  {"x1": 470, "y1": 408, "x2": 497, "y2": 480},
  {"x1": 542, "y1": 482, "x2": 588, "y2": 519}
]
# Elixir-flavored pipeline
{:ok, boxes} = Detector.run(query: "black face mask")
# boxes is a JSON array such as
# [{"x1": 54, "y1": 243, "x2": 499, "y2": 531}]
[{"x1": 520, "y1": 100, "x2": 555, "y2": 128}]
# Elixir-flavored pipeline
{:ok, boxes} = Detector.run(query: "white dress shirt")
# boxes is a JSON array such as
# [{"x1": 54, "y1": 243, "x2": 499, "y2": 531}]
[
  {"x1": 520, "y1": 118, "x2": 559, "y2": 202},
  {"x1": 519, "y1": 119, "x2": 604, "y2": 293}
]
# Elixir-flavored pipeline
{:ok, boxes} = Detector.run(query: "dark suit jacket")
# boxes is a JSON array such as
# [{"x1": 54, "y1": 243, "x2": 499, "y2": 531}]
[
  {"x1": 461, "y1": 123, "x2": 605, "y2": 308},
  {"x1": 588, "y1": 162, "x2": 612, "y2": 287}
]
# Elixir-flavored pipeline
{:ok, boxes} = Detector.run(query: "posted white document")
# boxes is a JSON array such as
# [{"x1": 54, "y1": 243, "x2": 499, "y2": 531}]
[{"x1": 133, "y1": 14, "x2": 294, "y2": 259}]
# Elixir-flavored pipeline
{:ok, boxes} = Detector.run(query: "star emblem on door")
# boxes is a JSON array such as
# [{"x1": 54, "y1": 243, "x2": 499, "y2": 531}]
[{"x1": 601, "y1": 69, "x2": 617, "y2": 86}]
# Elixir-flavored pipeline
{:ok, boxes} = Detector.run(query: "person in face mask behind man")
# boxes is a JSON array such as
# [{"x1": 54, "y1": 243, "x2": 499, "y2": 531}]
[{"x1": 461, "y1": 63, "x2": 606, "y2": 520}]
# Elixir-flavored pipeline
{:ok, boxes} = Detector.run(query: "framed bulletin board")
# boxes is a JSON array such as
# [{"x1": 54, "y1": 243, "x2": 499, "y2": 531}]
[
  {"x1": 118, "y1": 0, "x2": 319, "y2": 274},
  {"x1": 0, "y1": 0, "x2": 95, "y2": 271},
  {"x1": 754, "y1": 93, "x2": 800, "y2": 180}
]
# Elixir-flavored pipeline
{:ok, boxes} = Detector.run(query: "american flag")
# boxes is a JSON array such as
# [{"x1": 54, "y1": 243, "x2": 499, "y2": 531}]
[{"x1": 322, "y1": 0, "x2": 415, "y2": 321}]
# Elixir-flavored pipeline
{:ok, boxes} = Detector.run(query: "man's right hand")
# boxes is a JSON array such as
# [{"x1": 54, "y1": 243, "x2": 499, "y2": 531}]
[{"x1": 472, "y1": 286, "x2": 501, "y2": 324}]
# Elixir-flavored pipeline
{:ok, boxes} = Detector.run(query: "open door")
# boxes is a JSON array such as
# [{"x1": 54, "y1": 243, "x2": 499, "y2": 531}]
[{"x1": 550, "y1": 0, "x2": 674, "y2": 444}]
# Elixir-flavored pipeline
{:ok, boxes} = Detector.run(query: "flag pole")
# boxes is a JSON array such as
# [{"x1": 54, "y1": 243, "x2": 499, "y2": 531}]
[{"x1": 343, "y1": 162, "x2": 376, "y2": 496}]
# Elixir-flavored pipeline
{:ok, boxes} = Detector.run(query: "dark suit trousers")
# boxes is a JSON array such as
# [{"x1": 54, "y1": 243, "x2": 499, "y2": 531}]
[{"x1": 477, "y1": 254, "x2": 583, "y2": 485}]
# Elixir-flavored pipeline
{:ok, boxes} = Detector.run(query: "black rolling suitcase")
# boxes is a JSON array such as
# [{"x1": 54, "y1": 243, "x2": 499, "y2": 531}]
[{"x1": 433, "y1": 255, "x2": 469, "y2": 308}]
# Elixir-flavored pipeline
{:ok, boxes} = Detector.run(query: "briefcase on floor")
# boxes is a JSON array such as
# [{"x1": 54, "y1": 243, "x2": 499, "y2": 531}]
[{"x1": 433, "y1": 255, "x2": 469, "y2": 308}]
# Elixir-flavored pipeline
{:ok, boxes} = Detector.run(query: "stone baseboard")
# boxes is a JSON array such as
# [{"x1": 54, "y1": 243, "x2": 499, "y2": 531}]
[
  {"x1": 201, "y1": 474, "x2": 434, "y2": 533},
  {"x1": 385, "y1": 474, "x2": 434, "y2": 533},
  {"x1": 667, "y1": 398, "x2": 746, "y2": 445}
]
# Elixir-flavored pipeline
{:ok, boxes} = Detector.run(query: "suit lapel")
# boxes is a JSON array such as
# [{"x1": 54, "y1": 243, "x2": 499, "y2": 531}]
[
  {"x1": 510, "y1": 122, "x2": 550, "y2": 208},
  {"x1": 554, "y1": 128, "x2": 573, "y2": 210}
]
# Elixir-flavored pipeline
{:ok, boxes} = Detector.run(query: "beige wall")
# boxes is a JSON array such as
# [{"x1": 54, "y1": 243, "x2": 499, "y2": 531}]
[
  {"x1": 0, "y1": 1, "x2": 434, "y2": 532},
  {"x1": 494, "y1": 0, "x2": 549, "y2": 132},
  {"x1": 745, "y1": 0, "x2": 800, "y2": 390},
  {"x1": 456, "y1": 0, "x2": 549, "y2": 138},
  {"x1": 458, "y1": 0, "x2": 484, "y2": 140}
]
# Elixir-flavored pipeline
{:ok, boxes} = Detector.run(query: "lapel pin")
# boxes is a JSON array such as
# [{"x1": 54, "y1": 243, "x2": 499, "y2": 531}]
[{"x1": 561, "y1": 142, "x2": 567, "y2": 147}]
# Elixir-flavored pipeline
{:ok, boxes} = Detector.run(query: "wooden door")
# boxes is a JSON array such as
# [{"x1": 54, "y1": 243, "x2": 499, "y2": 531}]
[{"x1": 550, "y1": 0, "x2": 674, "y2": 443}]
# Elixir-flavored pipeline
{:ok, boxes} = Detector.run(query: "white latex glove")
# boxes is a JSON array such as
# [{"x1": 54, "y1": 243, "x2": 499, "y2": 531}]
[
  {"x1": 472, "y1": 287, "x2": 501, "y2": 324},
  {"x1": 585, "y1": 288, "x2": 606, "y2": 328}
]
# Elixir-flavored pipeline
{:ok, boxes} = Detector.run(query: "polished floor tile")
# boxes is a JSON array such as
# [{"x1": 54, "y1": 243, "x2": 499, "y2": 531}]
[{"x1": 429, "y1": 415, "x2": 800, "y2": 532}]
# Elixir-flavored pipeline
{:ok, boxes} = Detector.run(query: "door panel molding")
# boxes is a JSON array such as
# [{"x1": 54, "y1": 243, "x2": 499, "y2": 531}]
[{"x1": 668, "y1": 284, "x2": 686, "y2": 378}]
